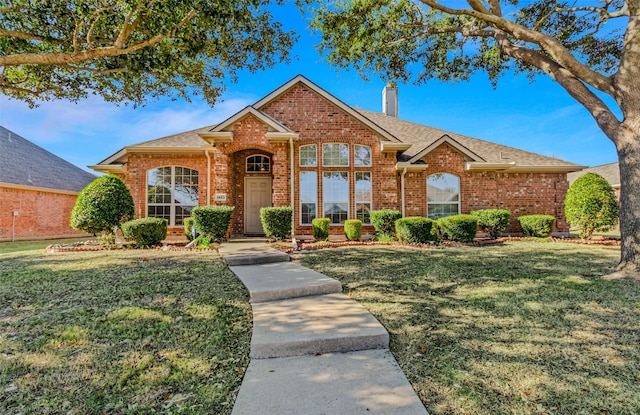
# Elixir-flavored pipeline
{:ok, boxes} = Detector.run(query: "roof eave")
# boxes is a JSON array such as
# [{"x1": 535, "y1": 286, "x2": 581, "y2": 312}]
[
  {"x1": 466, "y1": 162, "x2": 586, "y2": 173},
  {"x1": 396, "y1": 162, "x2": 429, "y2": 172},
  {"x1": 381, "y1": 142, "x2": 412, "y2": 153},
  {"x1": 88, "y1": 164, "x2": 127, "y2": 174}
]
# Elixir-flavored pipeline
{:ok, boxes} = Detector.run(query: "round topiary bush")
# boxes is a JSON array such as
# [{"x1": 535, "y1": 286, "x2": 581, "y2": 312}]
[
  {"x1": 369, "y1": 209, "x2": 402, "y2": 238},
  {"x1": 518, "y1": 214, "x2": 555, "y2": 237},
  {"x1": 470, "y1": 209, "x2": 511, "y2": 239},
  {"x1": 344, "y1": 219, "x2": 362, "y2": 241},
  {"x1": 565, "y1": 173, "x2": 619, "y2": 239},
  {"x1": 259, "y1": 206, "x2": 292, "y2": 240},
  {"x1": 312, "y1": 218, "x2": 330, "y2": 241},
  {"x1": 70, "y1": 175, "x2": 134, "y2": 235},
  {"x1": 437, "y1": 214, "x2": 478, "y2": 242},
  {"x1": 192, "y1": 206, "x2": 234, "y2": 242},
  {"x1": 395, "y1": 216, "x2": 437, "y2": 244},
  {"x1": 121, "y1": 217, "x2": 168, "y2": 247}
]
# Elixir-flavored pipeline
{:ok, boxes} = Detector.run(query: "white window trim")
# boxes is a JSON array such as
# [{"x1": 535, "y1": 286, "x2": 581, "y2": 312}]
[
  {"x1": 354, "y1": 144, "x2": 372, "y2": 167},
  {"x1": 322, "y1": 143, "x2": 350, "y2": 167},
  {"x1": 322, "y1": 171, "x2": 349, "y2": 225},
  {"x1": 300, "y1": 171, "x2": 317, "y2": 226},
  {"x1": 146, "y1": 166, "x2": 199, "y2": 227},
  {"x1": 426, "y1": 173, "x2": 461, "y2": 219},
  {"x1": 246, "y1": 154, "x2": 271, "y2": 173},
  {"x1": 355, "y1": 171, "x2": 373, "y2": 224},
  {"x1": 299, "y1": 144, "x2": 317, "y2": 167}
]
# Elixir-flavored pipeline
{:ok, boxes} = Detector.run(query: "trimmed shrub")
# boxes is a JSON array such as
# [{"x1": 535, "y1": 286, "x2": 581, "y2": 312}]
[
  {"x1": 183, "y1": 217, "x2": 198, "y2": 241},
  {"x1": 70, "y1": 175, "x2": 134, "y2": 235},
  {"x1": 565, "y1": 173, "x2": 619, "y2": 239},
  {"x1": 369, "y1": 209, "x2": 402, "y2": 237},
  {"x1": 260, "y1": 207, "x2": 292, "y2": 240},
  {"x1": 518, "y1": 214, "x2": 555, "y2": 237},
  {"x1": 437, "y1": 214, "x2": 478, "y2": 242},
  {"x1": 470, "y1": 209, "x2": 511, "y2": 239},
  {"x1": 344, "y1": 219, "x2": 362, "y2": 241},
  {"x1": 121, "y1": 217, "x2": 167, "y2": 247},
  {"x1": 312, "y1": 218, "x2": 330, "y2": 241},
  {"x1": 395, "y1": 217, "x2": 437, "y2": 244},
  {"x1": 192, "y1": 206, "x2": 234, "y2": 242}
]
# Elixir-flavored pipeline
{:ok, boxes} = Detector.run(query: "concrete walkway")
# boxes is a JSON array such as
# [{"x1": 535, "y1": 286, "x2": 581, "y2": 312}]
[{"x1": 220, "y1": 240, "x2": 429, "y2": 415}]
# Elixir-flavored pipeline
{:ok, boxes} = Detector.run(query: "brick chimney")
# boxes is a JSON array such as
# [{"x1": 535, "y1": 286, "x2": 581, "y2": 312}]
[{"x1": 382, "y1": 81, "x2": 398, "y2": 117}]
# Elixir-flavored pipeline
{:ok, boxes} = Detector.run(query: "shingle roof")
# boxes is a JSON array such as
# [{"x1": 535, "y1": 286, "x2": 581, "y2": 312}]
[
  {"x1": 130, "y1": 125, "x2": 215, "y2": 148},
  {"x1": 567, "y1": 162, "x2": 620, "y2": 187},
  {"x1": 356, "y1": 109, "x2": 580, "y2": 168},
  {"x1": 0, "y1": 126, "x2": 96, "y2": 192}
]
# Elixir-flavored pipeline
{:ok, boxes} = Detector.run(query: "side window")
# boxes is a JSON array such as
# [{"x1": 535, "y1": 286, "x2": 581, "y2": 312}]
[
  {"x1": 147, "y1": 166, "x2": 199, "y2": 226},
  {"x1": 426, "y1": 173, "x2": 460, "y2": 219},
  {"x1": 300, "y1": 171, "x2": 317, "y2": 225},
  {"x1": 354, "y1": 145, "x2": 372, "y2": 166}
]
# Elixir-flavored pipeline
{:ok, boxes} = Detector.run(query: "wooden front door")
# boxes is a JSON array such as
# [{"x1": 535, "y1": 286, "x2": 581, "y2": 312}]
[{"x1": 245, "y1": 177, "x2": 272, "y2": 234}]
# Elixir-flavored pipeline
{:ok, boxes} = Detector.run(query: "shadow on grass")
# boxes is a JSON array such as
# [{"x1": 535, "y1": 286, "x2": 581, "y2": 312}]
[
  {"x1": 297, "y1": 242, "x2": 639, "y2": 415},
  {"x1": 0, "y1": 250, "x2": 251, "y2": 415}
]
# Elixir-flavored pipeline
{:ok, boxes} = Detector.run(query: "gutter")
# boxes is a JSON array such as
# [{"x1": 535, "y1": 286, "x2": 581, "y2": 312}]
[
  {"x1": 204, "y1": 148, "x2": 211, "y2": 205},
  {"x1": 400, "y1": 167, "x2": 407, "y2": 217},
  {"x1": 289, "y1": 137, "x2": 297, "y2": 248}
]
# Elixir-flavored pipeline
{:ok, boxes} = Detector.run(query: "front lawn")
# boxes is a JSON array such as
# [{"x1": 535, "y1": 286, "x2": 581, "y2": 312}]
[
  {"x1": 296, "y1": 241, "x2": 640, "y2": 415},
  {"x1": 0, "y1": 248, "x2": 251, "y2": 414}
]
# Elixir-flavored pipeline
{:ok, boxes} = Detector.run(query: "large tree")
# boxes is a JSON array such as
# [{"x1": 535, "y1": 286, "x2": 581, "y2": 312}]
[
  {"x1": 308, "y1": 0, "x2": 639, "y2": 274},
  {"x1": 0, "y1": 0, "x2": 295, "y2": 107}
]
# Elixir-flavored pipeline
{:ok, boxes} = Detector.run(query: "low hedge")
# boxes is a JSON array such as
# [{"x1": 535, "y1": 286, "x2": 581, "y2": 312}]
[
  {"x1": 260, "y1": 207, "x2": 292, "y2": 240},
  {"x1": 183, "y1": 217, "x2": 198, "y2": 241},
  {"x1": 344, "y1": 219, "x2": 362, "y2": 241},
  {"x1": 121, "y1": 217, "x2": 167, "y2": 247},
  {"x1": 437, "y1": 214, "x2": 478, "y2": 242},
  {"x1": 518, "y1": 214, "x2": 555, "y2": 237},
  {"x1": 470, "y1": 209, "x2": 511, "y2": 239},
  {"x1": 312, "y1": 218, "x2": 330, "y2": 241},
  {"x1": 192, "y1": 206, "x2": 234, "y2": 242},
  {"x1": 395, "y1": 217, "x2": 437, "y2": 244},
  {"x1": 369, "y1": 209, "x2": 402, "y2": 237}
]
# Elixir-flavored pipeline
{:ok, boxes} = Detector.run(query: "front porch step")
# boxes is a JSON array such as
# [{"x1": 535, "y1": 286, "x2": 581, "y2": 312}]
[
  {"x1": 218, "y1": 241, "x2": 290, "y2": 266},
  {"x1": 230, "y1": 262, "x2": 343, "y2": 303},
  {"x1": 250, "y1": 293, "x2": 389, "y2": 359}
]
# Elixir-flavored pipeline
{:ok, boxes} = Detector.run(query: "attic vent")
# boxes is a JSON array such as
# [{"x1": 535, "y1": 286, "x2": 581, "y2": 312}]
[{"x1": 500, "y1": 152, "x2": 511, "y2": 159}]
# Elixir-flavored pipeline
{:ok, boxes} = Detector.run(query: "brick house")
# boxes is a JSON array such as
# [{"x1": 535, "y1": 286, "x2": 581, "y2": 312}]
[
  {"x1": 0, "y1": 126, "x2": 96, "y2": 241},
  {"x1": 90, "y1": 75, "x2": 584, "y2": 239}
]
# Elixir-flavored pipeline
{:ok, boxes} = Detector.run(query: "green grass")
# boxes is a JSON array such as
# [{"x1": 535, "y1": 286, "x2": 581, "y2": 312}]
[
  {"x1": 0, "y1": 247, "x2": 251, "y2": 415},
  {"x1": 296, "y1": 241, "x2": 640, "y2": 415},
  {"x1": 0, "y1": 238, "x2": 89, "y2": 254}
]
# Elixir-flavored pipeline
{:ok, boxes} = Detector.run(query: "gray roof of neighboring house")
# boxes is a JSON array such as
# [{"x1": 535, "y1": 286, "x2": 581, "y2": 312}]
[
  {"x1": 0, "y1": 126, "x2": 96, "y2": 192},
  {"x1": 357, "y1": 109, "x2": 580, "y2": 167},
  {"x1": 567, "y1": 162, "x2": 620, "y2": 187}
]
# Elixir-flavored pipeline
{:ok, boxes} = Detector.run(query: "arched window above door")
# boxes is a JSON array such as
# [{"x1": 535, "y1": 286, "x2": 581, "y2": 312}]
[{"x1": 246, "y1": 155, "x2": 271, "y2": 173}]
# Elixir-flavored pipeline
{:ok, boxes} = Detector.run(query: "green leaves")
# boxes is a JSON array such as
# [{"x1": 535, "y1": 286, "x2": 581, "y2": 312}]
[
  {"x1": 565, "y1": 173, "x2": 619, "y2": 239},
  {"x1": 1, "y1": 0, "x2": 296, "y2": 106}
]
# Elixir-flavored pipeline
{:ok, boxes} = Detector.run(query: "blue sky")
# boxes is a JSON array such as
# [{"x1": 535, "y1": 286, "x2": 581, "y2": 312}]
[{"x1": 0, "y1": 4, "x2": 618, "y2": 173}]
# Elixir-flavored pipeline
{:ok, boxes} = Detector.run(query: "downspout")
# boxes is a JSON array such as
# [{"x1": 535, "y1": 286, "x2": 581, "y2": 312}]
[
  {"x1": 401, "y1": 167, "x2": 408, "y2": 217},
  {"x1": 289, "y1": 137, "x2": 297, "y2": 249},
  {"x1": 204, "y1": 149, "x2": 211, "y2": 205}
]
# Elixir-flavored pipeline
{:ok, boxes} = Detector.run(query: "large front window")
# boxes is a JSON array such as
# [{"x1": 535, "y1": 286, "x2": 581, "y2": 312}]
[
  {"x1": 323, "y1": 171, "x2": 349, "y2": 224},
  {"x1": 147, "y1": 166, "x2": 198, "y2": 226},
  {"x1": 427, "y1": 173, "x2": 460, "y2": 219}
]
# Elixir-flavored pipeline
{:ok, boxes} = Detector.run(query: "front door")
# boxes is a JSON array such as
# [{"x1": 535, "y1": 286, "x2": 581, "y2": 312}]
[{"x1": 245, "y1": 177, "x2": 272, "y2": 234}]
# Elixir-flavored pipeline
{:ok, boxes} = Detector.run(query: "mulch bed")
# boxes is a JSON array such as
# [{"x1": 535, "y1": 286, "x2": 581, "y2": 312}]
[{"x1": 46, "y1": 240, "x2": 217, "y2": 253}]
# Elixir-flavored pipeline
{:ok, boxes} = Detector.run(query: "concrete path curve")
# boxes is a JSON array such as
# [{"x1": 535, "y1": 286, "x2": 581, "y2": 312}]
[{"x1": 219, "y1": 241, "x2": 429, "y2": 415}]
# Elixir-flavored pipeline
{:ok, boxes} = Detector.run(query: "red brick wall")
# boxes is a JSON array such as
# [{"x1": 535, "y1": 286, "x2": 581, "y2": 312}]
[
  {"x1": 0, "y1": 186, "x2": 88, "y2": 241},
  {"x1": 261, "y1": 83, "x2": 397, "y2": 235},
  {"x1": 124, "y1": 153, "x2": 210, "y2": 237},
  {"x1": 404, "y1": 143, "x2": 570, "y2": 233}
]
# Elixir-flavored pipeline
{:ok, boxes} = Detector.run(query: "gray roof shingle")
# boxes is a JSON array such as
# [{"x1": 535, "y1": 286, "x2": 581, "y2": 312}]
[
  {"x1": 567, "y1": 162, "x2": 619, "y2": 187},
  {"x1": 0, "y1": 126, "x2": 96, "y2": 192}
]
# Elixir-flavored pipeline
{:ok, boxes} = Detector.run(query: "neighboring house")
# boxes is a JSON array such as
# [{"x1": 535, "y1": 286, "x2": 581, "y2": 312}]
[
  {"x1": 91, "y1": 75, "x2": 584, "y2": 238},
  {"x1": 567, "y1": 162, "x2": 620, "y2": 200},
  {"x1": 0, "y1": 126, "x2": 96, "y2": 241}
]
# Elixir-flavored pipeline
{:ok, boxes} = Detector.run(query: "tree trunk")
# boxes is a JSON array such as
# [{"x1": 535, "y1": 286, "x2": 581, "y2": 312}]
[{"x1": 615, "y1": 126, "x2": 640, "y2": 272}]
